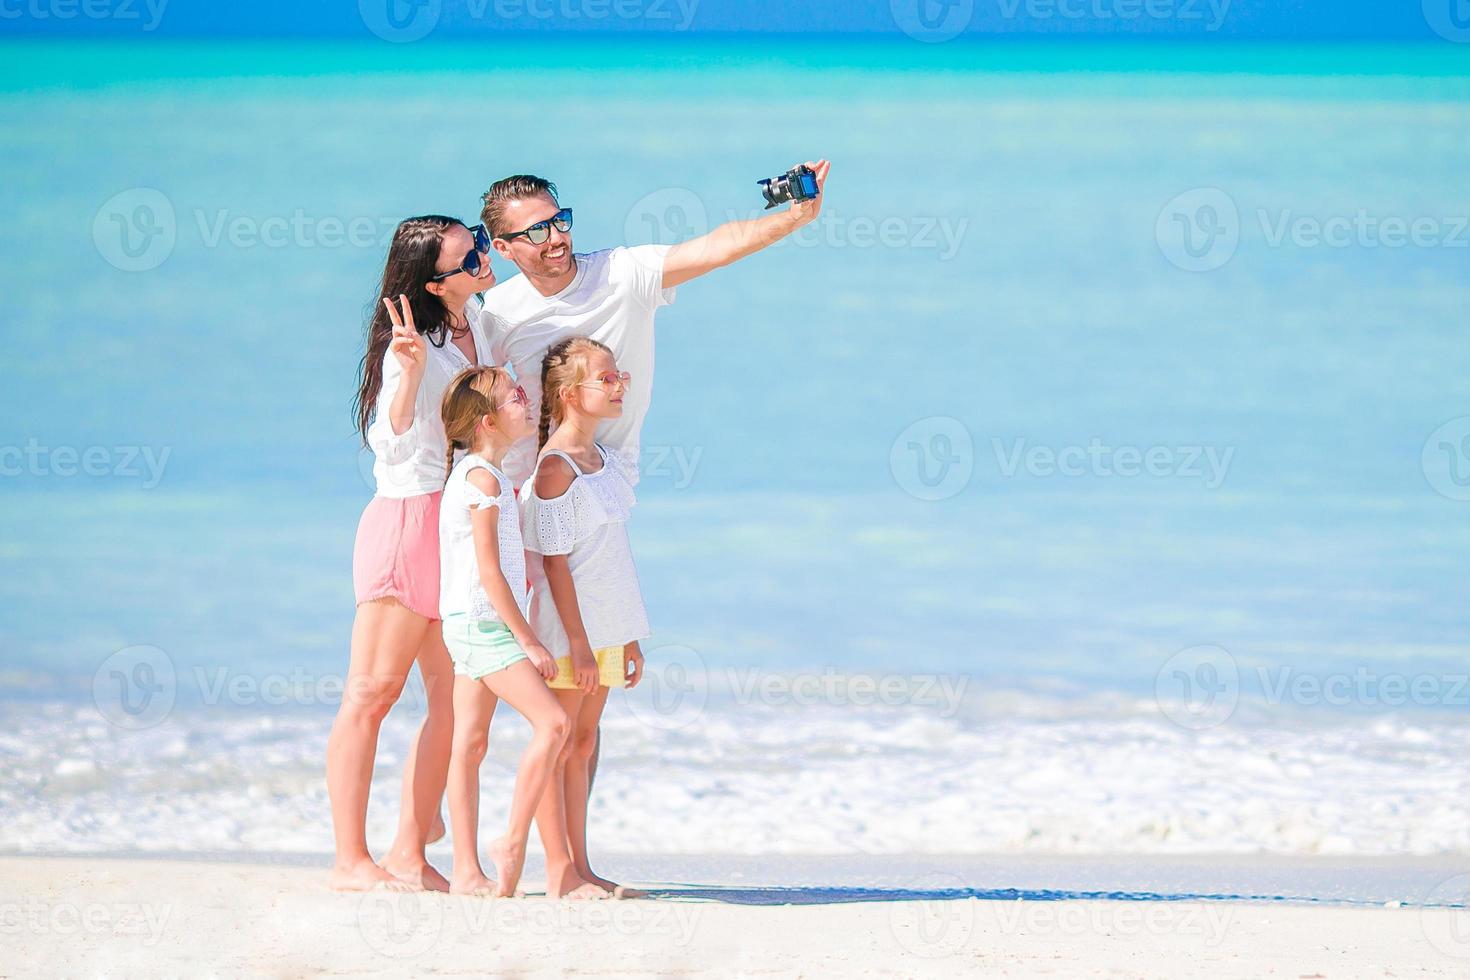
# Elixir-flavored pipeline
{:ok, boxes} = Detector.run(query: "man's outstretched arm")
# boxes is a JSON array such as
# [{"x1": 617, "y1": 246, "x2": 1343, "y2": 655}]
[{"x1": 661, "y1": 159, "x2": 830, "y2": 290}]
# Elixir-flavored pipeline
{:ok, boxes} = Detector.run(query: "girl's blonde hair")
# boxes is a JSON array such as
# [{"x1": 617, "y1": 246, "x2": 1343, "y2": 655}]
[
  {"x1": 538, "y1": 337, "x2": 613, "y2": 451},
  {"x1": 440, "y1": 365, "x2": 516, "y2": 479}
]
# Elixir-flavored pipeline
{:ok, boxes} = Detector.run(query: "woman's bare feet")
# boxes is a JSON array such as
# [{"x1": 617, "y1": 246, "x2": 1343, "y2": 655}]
[
  {"x1": 486, "y1": 836, "x2": 529, "y2": 898},
  {"x1": 330, "y1": 858, "x2": 418, "y2": 893},
  {"x1": 449, "y1": 870, "x2": 499, "y2": 897},
  {"x1": 383, "y1": 856, "x2": 450, "y2": 893},
  {"x1": 545, "y1": 862, "x2": 610, "y2": 900}
]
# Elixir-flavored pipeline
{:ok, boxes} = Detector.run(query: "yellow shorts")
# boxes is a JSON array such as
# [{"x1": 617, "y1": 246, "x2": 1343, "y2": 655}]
[{"x1": 547, "y1": 645, "x2": 626, "y2": 690}]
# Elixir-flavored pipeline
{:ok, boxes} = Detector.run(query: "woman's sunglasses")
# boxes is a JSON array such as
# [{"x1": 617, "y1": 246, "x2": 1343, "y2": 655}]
[
  {"x1": 429, "y1": 224, "x2": 492, "y2": 282},
  {"x1": 497, "y1": 209, "x2": 573, "y2": 246}
]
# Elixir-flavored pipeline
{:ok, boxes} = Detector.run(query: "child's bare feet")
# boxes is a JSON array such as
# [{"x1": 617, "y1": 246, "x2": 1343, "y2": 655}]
[
  {"x1": 330, "y1": 858, "x2": 418, "y2": 893},
  {"x1": 486, "y1": 836, "x2": 529, "y2": 898},
  {"x1": 383, "y1": 856, "x2": 450, "y2": 893},
  {"x1": 578, "y1": 868, "x2": 646, "y2": 899},
  {"x1": 449, "y1": 870, "x2": 499, "y2": 897},
  {"x1": 545, "y1": 862, "x2": 610, "y2": 900}
]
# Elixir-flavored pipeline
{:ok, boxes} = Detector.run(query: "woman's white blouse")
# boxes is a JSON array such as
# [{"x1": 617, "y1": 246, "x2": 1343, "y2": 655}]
[
  {"x1": 520, "y1": 444, "x2": 650, "y2": 656},
  {"x1": 439, "y1": 454, "x2": 528, "y2": 625},
  {"x1": 366, "y1": 297, "x2": 485, "y2": 499}
]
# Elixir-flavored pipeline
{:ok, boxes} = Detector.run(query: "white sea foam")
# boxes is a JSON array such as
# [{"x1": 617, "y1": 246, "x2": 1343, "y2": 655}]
[{"x1": 3, "y1": 679, "x2": 1468, "y2": 858}]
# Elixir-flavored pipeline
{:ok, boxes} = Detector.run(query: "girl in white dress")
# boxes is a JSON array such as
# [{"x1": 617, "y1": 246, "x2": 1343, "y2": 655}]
[{"x1": 521, "y1": 337, "x2": 648, "y2": 900}]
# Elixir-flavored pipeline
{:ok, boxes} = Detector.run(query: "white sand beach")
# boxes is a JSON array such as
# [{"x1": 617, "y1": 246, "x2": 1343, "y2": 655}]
[{"x1": 4, "y1": 854, "x2": 1469, "y2": 978}]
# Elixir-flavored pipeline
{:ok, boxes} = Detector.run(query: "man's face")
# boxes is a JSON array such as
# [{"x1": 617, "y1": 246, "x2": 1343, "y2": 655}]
[{"x1": 492, "y1": 192, "x2": 575, "y2": 280}]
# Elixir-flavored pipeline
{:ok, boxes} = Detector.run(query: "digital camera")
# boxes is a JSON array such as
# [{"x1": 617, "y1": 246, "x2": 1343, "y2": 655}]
[{"x1": 757, "y1": 165, "x2": 820, "y2": 210}]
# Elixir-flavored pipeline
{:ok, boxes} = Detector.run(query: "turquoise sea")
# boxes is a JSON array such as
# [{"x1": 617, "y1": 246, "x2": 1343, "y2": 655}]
[{"x1": 4, "y1": 37, "x2": 1470, "y2": 695}]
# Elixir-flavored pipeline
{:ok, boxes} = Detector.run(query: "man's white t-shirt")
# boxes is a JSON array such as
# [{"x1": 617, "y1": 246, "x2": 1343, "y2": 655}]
[{"x1": 478, "y1": 245, "x2": 676, "y2": 489}]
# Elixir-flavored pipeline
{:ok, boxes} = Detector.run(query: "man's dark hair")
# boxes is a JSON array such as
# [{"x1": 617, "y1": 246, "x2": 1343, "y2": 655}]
[{"x1": 480, "y1": 175, "x2": 559, "y2": 237}]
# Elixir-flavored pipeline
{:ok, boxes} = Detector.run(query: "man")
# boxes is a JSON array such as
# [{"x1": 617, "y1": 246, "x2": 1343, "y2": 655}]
[
  {"x1": 474, "y1": 160, "x2": 830, "y2": 896},
  {"x1": 477, "y1": 160, "x2": 830, "y2": 489}
]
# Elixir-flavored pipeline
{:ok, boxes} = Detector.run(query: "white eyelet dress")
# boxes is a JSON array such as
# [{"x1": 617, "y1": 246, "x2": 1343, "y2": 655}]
[{"x1": 520, "y1": 443, "x2": 650, "y2": 657}]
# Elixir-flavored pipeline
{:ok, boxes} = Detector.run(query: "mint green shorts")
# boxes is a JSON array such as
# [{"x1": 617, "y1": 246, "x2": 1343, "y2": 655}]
[{"x1": 442, "y1": 615, "x2": 528, "y2": 680}]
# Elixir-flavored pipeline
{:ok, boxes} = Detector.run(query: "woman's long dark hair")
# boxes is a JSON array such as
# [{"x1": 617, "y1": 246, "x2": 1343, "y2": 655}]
[{"x1": 353, "y1": 215, "x2": 467, "y2": 446}]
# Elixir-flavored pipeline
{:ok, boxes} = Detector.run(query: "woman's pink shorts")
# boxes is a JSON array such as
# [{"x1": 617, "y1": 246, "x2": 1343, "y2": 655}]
[{"x1": 352, "y1": 491, "x2": 442, "y2": 621}]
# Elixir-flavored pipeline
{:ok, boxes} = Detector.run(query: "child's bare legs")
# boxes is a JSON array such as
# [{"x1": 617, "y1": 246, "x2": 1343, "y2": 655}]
[
  {"x1": 564, "y1": 687, "x2": 622, "y2": 893},
  {"x1": 481, "y1": 661, "x2": 571, "y2": 896},
  {"x1": 447, "y1": 675, "x2": 499, "y2": 896},
  {"x1": 533, "y1": 688, "x2": 606, "y2": 899},
  {"x1": 326, "y1": 598, "x2": 430, "y2": 892},
  {"x1": 382, "y1": 628, "x2": 455, "y2": 892}
]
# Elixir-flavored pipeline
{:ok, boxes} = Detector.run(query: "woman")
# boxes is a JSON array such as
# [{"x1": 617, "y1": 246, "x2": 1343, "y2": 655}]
[{"x1": 327, "y1": 215, "x2": 494, "y2": 891}]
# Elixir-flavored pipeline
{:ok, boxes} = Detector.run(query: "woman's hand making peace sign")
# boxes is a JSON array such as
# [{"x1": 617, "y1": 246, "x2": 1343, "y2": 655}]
[{"x1": 383, "y1": 294, "x2": 427, "y2": 381}]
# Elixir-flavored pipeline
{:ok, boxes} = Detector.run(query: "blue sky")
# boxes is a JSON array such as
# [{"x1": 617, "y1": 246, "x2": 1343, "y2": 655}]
[{"x1": 0, "y1": 0, "x2": 1448, "y2": 41}]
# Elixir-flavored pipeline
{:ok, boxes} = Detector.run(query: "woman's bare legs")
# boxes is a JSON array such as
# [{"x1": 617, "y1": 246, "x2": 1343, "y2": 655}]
[
  {"x1": 446, "y1": 675, "x2": 499, "y2": 896},
  {"x1": 532, "y1": 688, "x2": 606, "y2": 899},
  {"x1": 383, "y1": 626, "x2": 456, "y2": 891},
  {"x1": 481, "y1": 662, "x2": 571, "y2": 896},
  {"x1": 326, "y1": 598, "x2": 432, "y2": 891}
]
